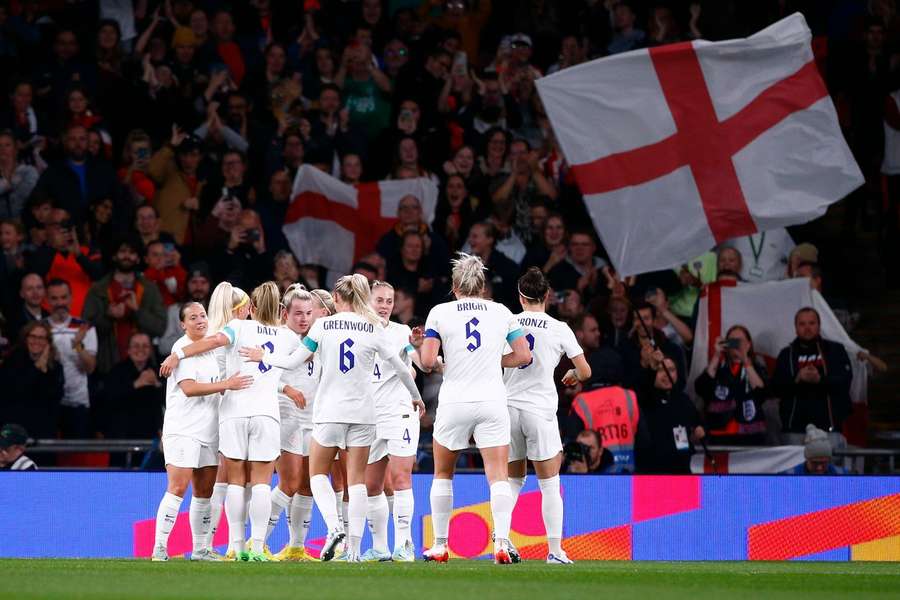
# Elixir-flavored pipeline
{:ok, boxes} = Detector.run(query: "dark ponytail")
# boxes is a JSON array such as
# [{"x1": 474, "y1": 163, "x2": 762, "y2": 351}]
[{"x1": 518, "y1": 267, "x2": 550, "y2": 303}]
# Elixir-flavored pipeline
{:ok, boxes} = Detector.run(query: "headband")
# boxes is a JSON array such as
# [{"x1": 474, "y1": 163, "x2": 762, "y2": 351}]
[
  {"x1": 517, "y1": 285, "x2": 541, "y2": 302},
  {"x1": 312, "y1": 292, "x2": 333, "y2": 315},
  {"x1": 233, "y1": 295, "x2": 249, "y2": 310}
]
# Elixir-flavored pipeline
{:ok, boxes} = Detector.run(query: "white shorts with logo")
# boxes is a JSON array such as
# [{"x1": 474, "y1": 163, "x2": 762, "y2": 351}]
[
  {"x1": 219, "y1": 416, "x2": 281, "y2": 462},
  {"x1": 368, "y1": 414, "x2": 420, "y2": 464},
  {"x1": 162, "y1": 434, "x2": 219, "y2": 469},
  {"x1": 312, "y1": 423, "x2": 376, "y2": 450},
  {"x1": 434, "y1": 401, "x2": 510, "y2": 451},
  {"x1": 508, "y1": 406, "x2": 563, "y2": 462},
  {"x1": 281, "y1": 417, "x2": 313, "y2": 456}
]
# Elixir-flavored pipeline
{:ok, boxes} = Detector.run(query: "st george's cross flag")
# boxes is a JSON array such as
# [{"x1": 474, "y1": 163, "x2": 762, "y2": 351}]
[
  {"x1": 536, "y1": 13, "x2": 864, "y2": 276},
  {"x1": 283, "y1": 165, "x2": 438, "y2": 277}
]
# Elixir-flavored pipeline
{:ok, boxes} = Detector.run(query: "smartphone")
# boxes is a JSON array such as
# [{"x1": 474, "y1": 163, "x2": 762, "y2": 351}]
[
  {"x1": 452, "y1": 51, "x2": 467, "y2": 76},
  {"x1": 245, "y1": 229, "x2": 260, "y2": 243},
  {"x1": 723, "y1": 338, "x2": 741, "y2": 350}
]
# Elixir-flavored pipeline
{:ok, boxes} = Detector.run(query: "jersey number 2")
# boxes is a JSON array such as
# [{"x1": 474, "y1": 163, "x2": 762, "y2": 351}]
[
  {"x1": 465, "y1": 317, "x2": 481, "y2": 352},
  {"x1": 339, "y1": 339, "x2": 355, "y2": 373},
  {"x1": 258, "y1": 341, "x2": 275, "y2": 373},
  {"x1": 518, "y1": 334, "x2": 535, "y2": 369}
]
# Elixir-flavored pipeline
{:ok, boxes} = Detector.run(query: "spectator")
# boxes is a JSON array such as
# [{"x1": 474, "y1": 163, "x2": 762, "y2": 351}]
[
  {"x1": 417, "y1": 0, "x2": 491, "y2": 63},
  {"x1": 340, "y1": 153, "x2": 363, "y2": 184},
  {"x1": 786, "y1": 242, "x2": 819, "y2": 278},
  {"x1": 645, "y1": 287, "x2": 693, "y2": 349},
  {"x1": 6, "y1": 272, "x2": 48, "y2": 340},
  {"x1": 720, "y1": 228, "x2": 795, "y2": 284},
  {"x1": 336, "y1": 37, "x2": 392, "y2": 141},
  {"x1": 98, "y1": 332, "x2": 164, "y2": 439},
  {"x1": 772, "y1": 307, "x2": 852, "y2": 447},
  {"x1": 563, "y1": 430, "x2": 610, "y2": 473},
  {"x1": 608, "y1": 1, "x2": 647, "y2": 55},
  {"x1": 46, "y1": 279, "x2": 98, "y2": 438},
  {"x1": 464, "y1": 220, "x2": 519, "y2": 309},
  {"x1": 0, "y1": 129, "x2": 39, "y2": 220},
  {"x1": 376, "y1": 193, "x2": 450, "y2": 278},
  {"x1": 783, "y1": 424, "x2": 845, "y2": 475},
  {"x1": 602, "y1": 295, "x2": 633, "y2": 350},
  {"x1": 635, "y1": 358, "x2": 704, "y2": 474},
  {"x1": 143, "y1": 240, "x2": 187, "y2": 307},
  {"x1": 433, "y1": 174, "x2": 480, "y2": 252},
  {"x1": 694, "y1": 325, "x2": 768, "y2": 445},
  {"x1": 0, "y1": 423, "x2": 37, "y2": 470},
  {"x1": 27, "y1": 208, "x2": 104, "y2": 316},
  {"x1": 522, "y1": 213, "x2": 567, "y2": 274},
  {"x1": 490, "y1": 138, "x2": 557, "y2": 244},
  {"x1": 199, "y1": 149, "x2": 255, "y2": 218},
  {"x1": 547, "y1": 34, "x2": 587, "y2": 75},
  {"x1": 118, "y1": 129, "x2": 156, "y2": 205},
  {"x1": 547, "y1": 231, "x2": 608, "y2": 300},
  {"x1": 0, "y1": 321, "x2": 63, "y2": 439},
  {"x1": 208, "y1": 208, "x2": 271, "y2": 291},
  {"x1": 82, "y1": 238, "x2": 166, "y2": 373},
  {"x1": 386, "y1": 231, "x2": 438, "y2": 313},
  {"x1": 0, "y1": 81, "x2": 49, "y2": 169},
  {"x1": 273, "y1": 250, "x2": 304, "y2": 292},
  {"x1": 134, "y1": 205, "x2": 177, "y2": 253},
  {"x1": 159, "y1": 262, "x2": 212, "y2": 355},
  {"x1": 620, "y1": 301, "x2": 687, "y2": 392},
  {"x1": 32, "y1": 124, "x2": 118, "y2": 223},
  {"x1": 147, "y1": 128, "x2": 205, "y2": 246},
  {"x1": 391, "y1": 285, "x2": 419, "y2": 325}
]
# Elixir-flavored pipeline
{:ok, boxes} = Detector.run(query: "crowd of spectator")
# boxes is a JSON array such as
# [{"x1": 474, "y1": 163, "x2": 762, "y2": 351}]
[{"x1": 0, "y1": 0, "x2": 894, "y2": 472}]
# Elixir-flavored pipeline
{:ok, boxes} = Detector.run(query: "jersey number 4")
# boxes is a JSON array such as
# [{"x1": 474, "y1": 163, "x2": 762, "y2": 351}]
[
  {"x1": 465, "y1": 317, "x2": 481, "y2": 352},
  {"x1": 258, "y1": 341, "x2": 275, "y2": 373},
  {"x1": 339, "y1": 339, "x2": 355, "y2": 373},
  {"x1": 518, "y1": 334, "x2": 535, "y2": 369}
]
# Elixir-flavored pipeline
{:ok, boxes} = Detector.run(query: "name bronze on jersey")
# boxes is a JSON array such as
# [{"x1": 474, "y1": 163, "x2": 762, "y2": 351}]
[
  {"x1": 323, "y1": 320, "x2": 375, "y2": 333},
  {"x1": 518, "y1": 317, "x2": 548, "y2": 329}
]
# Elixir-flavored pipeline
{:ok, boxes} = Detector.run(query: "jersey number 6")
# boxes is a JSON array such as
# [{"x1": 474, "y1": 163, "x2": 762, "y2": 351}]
[
  {"x1": 339, "y1": 338, "x2": 355, "y2": 373},
  {"x1": 465, "y1": 317, "x2": 481, "y2": 352}
]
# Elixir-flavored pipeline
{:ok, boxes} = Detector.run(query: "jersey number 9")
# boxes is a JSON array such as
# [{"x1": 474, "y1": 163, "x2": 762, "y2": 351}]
[
  {"x1": 465, "y1": 317, "x2": 481, "y2": 352},
  {"x1": 339, "y1": 338, "x2": 355, "y2": 373}
]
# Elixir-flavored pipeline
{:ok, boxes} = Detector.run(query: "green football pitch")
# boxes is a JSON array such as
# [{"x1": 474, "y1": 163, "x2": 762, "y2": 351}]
[{"x1": 1, "y1": 560, "x2": 898, "y2": 600}]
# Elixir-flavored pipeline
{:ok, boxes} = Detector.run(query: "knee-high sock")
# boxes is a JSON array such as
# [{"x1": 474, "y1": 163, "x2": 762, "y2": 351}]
[
  {"x1": 366, "y1": 493, "x2": 390, "y2": 553},
  {"x1": 153, "y1": 492, "x2": 183, "y2": 551},
  {"x1": 347, "y1": 484, "x2": 367, "y2": 555},
  {"x1": 508, "y1": 476, "x2": 526, "y2": 507},
  {"x1": 429, "y1": 478, "x2": 453, "y2": 545},
  {"x1": 249, "y1": 484, "x2": 271, "y2": 550},
  {"x1": 225, "y1": 484, "x2": 247, "y2": 554},
  {"x1": 342, "y1": 501, "x2": 350, "y2": 535},
  {"x1": 333, "y1": 488, "x2": 344, "y2": 529},
  {"x1": 288, "y1": 494, "x2": 314, "y2": 548},
  {"x1": 386, "y1": 494, "x2": 394, "y2": 516},
  {"x1": 539, "y1": 476, "x2": 564, "y2": 555},
  {"x1": 312, "y1": 474, "x2": 341, "y2": 531},
  {"x1": 207, "y1": 483, "x2": 228, "y2": 549},
  {"x1": 490, "y1": 481, "x2": 514, "y2": 546},
  {"x1": 393, "y1": 488, "x2": 414, "y2": 550},
  {"x1": 266, "y1": 487, "x2": 291, "y2": 543},
  {"x1": 243, "y1": 483, "x2": 252, "y2": 525},
  {"x1": 189, "y1": 497, "x2": 211, "y2": 554}
]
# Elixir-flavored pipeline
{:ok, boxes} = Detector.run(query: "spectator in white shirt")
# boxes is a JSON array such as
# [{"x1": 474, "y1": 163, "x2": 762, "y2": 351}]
[{"x1": 720, "y1": 228, "x2": 795, "y2": 284}]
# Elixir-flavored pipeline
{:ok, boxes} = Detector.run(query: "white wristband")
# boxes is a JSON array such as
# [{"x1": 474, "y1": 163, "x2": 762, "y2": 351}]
[{"x1": 175, "y1": 348, "x2": 186, "y2": 360}]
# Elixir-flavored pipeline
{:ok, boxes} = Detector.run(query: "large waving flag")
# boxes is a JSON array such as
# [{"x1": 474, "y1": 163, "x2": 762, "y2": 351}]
[
  {"x1": 688, "y1": 278, "x2": 868, "y2": 406},
  {"x1": 283, "y1": 165, "x2": 438, "y2": 276},
  {"x1": 536, "y1": 13, "x2": 863, "y2": 276}
]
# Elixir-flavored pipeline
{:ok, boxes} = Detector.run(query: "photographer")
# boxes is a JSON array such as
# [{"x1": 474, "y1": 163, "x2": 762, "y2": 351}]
[
  {"x1": 564, "y1": 430, "x2": 612, "y2": 473},
  {"x1": 209, "y1": 208, "x2": 270, "y2": 291},
  {"x1": 694, "y1": 325, "x2": 768, "y2": 445}
]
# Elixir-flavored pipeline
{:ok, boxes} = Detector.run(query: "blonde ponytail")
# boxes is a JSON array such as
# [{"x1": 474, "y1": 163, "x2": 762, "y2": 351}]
[
  {"x1": 207, "y1": 282, "x2": 249, "y2": 333},
  {"x1": 451, "y1": 252, "x2": 486, "y2": 298},
  {"x1": 251, "y1": 281, "x2": 282, "y2": 327},
  {"x1": 333, "y1": 274, "x2": 381, "y2": 324}
]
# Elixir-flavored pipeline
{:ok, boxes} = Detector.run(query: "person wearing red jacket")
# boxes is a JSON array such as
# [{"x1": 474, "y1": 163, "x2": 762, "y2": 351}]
[{"x1": 142, "y1": 240, "x2": 186, "y2": 307}]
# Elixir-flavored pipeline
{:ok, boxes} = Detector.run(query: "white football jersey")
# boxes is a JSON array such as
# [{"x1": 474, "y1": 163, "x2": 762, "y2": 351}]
[
  {"x1": 220, "y1": 319, "x2": 300, "y2": 422},
  {"x1": 163, "y1": 335, "x2": 222, "y2": 443},
  {"x1": 425, "y1": 298, "x2": 524, "y2": 405},
  {"x1": 277, "y1": 334, "x2": 320, "y2": 426},
  {"x1": 371, "y1": 321, "x2": 415, "y2": 425},
  {"x1": 301, "y1": 312, "x2": 394, "y2": 425},
  {"x1": 502, "y1": 311, "x2": 583, "y2": 420}
]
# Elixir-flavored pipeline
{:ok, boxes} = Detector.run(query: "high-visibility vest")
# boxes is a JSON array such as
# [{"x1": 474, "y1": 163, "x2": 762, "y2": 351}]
[{"x1": 571, "y1": 386, "x2": 640, "y2": 473}]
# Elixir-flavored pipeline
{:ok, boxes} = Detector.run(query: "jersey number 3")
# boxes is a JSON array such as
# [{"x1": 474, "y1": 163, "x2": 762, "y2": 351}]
[
  {"x1": 258, "y1": 341, "x2": 275, "y2": 373},
  {"x1": 465, "y1": 317, "x2": 481, "y2": 352},
  {"x1": 340, "y1": 339, "x2": 355, "y2": 373},
  {"x1": 518, "y1": 334, "x2": 535, "y2": 369}
]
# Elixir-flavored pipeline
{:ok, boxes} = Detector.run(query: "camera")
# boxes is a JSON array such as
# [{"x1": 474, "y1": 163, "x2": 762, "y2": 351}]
[
  {"x1": 723, "y1": 338, "x2": 742, "y2": 350},
  {"x1": 245, "y1": 229, "x2": 260, "y2": 243},
  {"x1": 563, "y1": 441, "x2": 589, "y2": 466}
]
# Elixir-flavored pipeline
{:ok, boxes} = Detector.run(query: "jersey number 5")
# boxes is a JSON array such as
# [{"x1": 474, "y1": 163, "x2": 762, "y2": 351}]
[
  {"x1": 339, "y1": 339, "x2": 355, "y2": 373},
  {"x1": 518, "y1": 334, "x2": 535, "y2": 369},
  {"x1": 259, "y1": 341, "x2": 275, "y2": 373},
  {"x1": 465, "y1": 317, "x2": 481, "y2": 352}
]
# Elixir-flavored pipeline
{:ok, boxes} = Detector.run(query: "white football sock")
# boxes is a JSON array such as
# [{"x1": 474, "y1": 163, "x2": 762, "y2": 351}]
[
  {"x1": 312, "y1": 474, "x2": 341, "y2": 531},
  {"x1": 189, "y1": 497, "x2": 211, "y2": 554},
  {"x1": 348, "y1": 484, "x2": 367, "y2": 556},
  {"x1": 225, "y1": 484, "x2": 247, "y2": 554},
  {"x1": 249, "y1": 484, "x2": 271, "y2": 551},
  {"x1": 288, "y1": 494, "x2": 314, "y2": 548},
  {"x1": 244, "y1": 483, "x2": 252, "y2": 526},
  {"x1": 207, "y1": 483, "x2": 228, "y2": 549},
  {"x1": 539, "y1": 476, "x2": 564, "y2": 555},
  {"x1": 153, "y1": 492, "x2": 183, "y2": 551},
  {"x1": 490, "y1": 481, "x2": 514, "y2": 548},
  {"x1": 342, "y1": 500, "x2": 350, "y2": 536},
  {"x1": 333, "y1": 488, "x2": 344, "y2": 530},
  {"x1": 266, "y1": 487, "x2": 291, "y2": 543},
  {"x1": 393, "y1": 488, "x2": 414, "y2": 550},
  {"x1": 509, "y1": 476, "x2": 526, "y2": 506},
  {"x1": 367, "y1": 493, "x2": 390, "y2": 554},
  {"x1": 429, "y1": 478, "x2": 453, "y2": 545},
  {"x1": 386, "y1": 494, "x2": 394, "y2": 516}
]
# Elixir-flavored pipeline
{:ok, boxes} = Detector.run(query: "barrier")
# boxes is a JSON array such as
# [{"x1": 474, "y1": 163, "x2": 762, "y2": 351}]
[{"x1": 1, "y1": 473, "x2": 898, "y2": 561}]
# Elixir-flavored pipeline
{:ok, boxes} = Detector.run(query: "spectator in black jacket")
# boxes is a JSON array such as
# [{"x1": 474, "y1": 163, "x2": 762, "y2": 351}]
[
  {"x1": 773, "y1": 307, "x2": 852, "y2": 447},
  {"x1": 376, "y1": 194, "x2": 450, "y2": 282},
  {"x1": 465, "y1": 220, "x2": 520, "y2": 310},
  {"x1": 4, "y1": 272, "x2": 48, "y2": 341},
  {"x1": 695, "y1": 324, "x2": 768, "y2": 445},
  {"x1": 98, "y1": 332, "x2": 163, "y2": 440},
  {"x1": 31, "y1": 124, "x2": 118, "y2": 223},
  {"x1": 635, "y1": 358, "x2": 704, "y2": 474},
  {"x1": 619, "y1": 301, "x2": 687, "y2": 393},
  {"x1": 0, "y1": 321, "x2": 63, "y2": 439}
]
